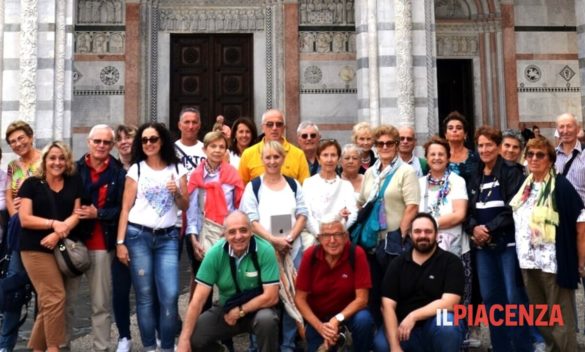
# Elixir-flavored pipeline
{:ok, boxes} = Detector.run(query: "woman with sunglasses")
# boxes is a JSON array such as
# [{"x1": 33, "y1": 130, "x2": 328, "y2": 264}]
[
  {"x1": 357, "y1": 125, "x2": 419, "y2": 328},
  {"x1": 443, "y1": 111, "x2": 479, "y2": 182},
  {"x1": 116, "y1": 122, "x2": 188, "y2": 352},
  {"x1": 465, "y1": 126, "x2": 532, "y2": 352},
  {"x1": 228, "y1": 117, "x2": 258, "y2": 169},
  {"x1": 511, "y1": 137, "x2": 584, "y2": 351}
]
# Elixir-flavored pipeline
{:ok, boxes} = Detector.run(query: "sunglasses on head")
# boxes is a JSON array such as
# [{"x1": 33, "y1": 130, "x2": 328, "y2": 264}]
[
  {"x1": 375, "y1": 140, "x2": 397, "y2": 148},
  {"x1": 141, "y1": 136, "x2": 160, "y2": 145},
  {"x1": 301, "y1": 133, "x2": 317, "y2": 140},
  {"x1": 265, "y1": 121, "x2": 284, "y2": 128}
]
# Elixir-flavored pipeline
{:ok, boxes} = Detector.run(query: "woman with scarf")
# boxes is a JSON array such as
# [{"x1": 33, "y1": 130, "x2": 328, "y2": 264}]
[
  {"x1": 511, "y1": 137, "x2": 585, "y2": 351},
  {"x1": 357, "y1": 125, "x2": 419, "y2": 330}
]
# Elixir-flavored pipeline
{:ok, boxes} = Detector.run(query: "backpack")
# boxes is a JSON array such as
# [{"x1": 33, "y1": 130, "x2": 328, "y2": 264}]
[{"x1": 250, "y1": 175, "x2": 298, "y2": 202}]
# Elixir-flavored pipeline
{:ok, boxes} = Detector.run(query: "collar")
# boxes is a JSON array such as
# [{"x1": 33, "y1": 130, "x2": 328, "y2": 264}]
[
  {"x1": 224, "y1": 235, "x2": 257, "y2": 258},
  {"x1": 405, "y1": 246, "x2": 441, "y2": 265},
  {"x1": 258, "y1": 138, "x2": 291, "y2": 152},
  {"x1": 203, "y1": 160, "x2": 221, "y2": 176},
  {"x1": 402, "y1": 154, "x2": 416, "y2": 165},
  {"x1": 556, "y1": 140, "x2": 582, "y2": 155},
  {"x1": 84, "y1": 154, "x2": 110, "y2": 173}
]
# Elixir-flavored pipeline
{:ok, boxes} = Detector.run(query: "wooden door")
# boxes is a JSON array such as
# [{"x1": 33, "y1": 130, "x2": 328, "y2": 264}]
[{"x1": 170, "y1": 34, "x2": 253, "y2": 137}]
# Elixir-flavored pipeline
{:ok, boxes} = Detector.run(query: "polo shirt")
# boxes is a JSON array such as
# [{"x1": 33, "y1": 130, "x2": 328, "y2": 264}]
[
  {"x1": 296, "y1": 242, "x2": 371, "y2": 320},
  {"x1": 238, "y1": 138, "x2": 310, "y2": 184},
  {"x1": 196, "y1": 235, "x2": 280, "y2": 306},
  {"x1": 381, "y1": 247, "x2": 464, "y2": 325}
]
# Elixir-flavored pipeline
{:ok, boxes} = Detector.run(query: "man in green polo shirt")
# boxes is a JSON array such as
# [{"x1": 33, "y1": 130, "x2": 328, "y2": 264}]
[{"x1": 177, "y1": 211, "x2": 280, "y2": 352}]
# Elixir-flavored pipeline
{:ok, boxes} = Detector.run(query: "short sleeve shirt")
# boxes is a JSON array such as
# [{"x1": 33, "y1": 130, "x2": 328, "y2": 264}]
[
  {"x1": 296, "y1": 242, "x2": 371, "y2": 320},
  {"x1": 195, "y1": 235, "x2": 279, "y2": 306}
]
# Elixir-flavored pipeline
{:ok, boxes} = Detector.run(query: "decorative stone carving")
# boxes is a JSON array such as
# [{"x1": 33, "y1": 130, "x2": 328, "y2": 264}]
[
  {"x1": 299, "y1": 0, "x2": 354, "y2": 25},
  {"x1": 159, "y1": 8, "x2": 265, "y2": 32},
  {"x1": 54, "y1": 0, "x2": 67, "y2": 139},
  {"x1": 100, "y1": 66, "x2": 120, "y2": 85},
  {"x1": 77, "y1": 0, "x2": 125, "y2": 25},
  {"x1": 299, "y1": 31, "x2": 355, "y2": 53},
  {"x1": 559, "y1": 65, "x2": 576, "y2": 82},
  {"x1": 304, "y1": 65, "x2": 323, "y2": 84},
  {"x1": 435, "y1": 0, "x2": 470, "y2": 19},
  {"x1": 20, "y1": 0, "x2": 38, "y2": 121},
  {"x1": 75, "y1": 32, "x2": 125, "y2": 54},
  {"x1": 436, "y1": 35, "x2": 479, "y2": 56},
  {"x1": 395, "y1": 0, "x2": 414, "y2": 124},
  {"x1": 524, "y1": 65, "x2": 542, "y2": 83}
]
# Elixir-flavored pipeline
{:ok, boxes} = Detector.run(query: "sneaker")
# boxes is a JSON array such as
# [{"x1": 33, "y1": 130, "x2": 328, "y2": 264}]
[
  {"x1": 116, "y1": 337, "x2": 133, "y2": 352},
  {"x1": 462, "y1": 338, "x2": 482, "y2": 348},
  {"x1": 533, "y1": 342, "x2": 546, "y2": 352}
]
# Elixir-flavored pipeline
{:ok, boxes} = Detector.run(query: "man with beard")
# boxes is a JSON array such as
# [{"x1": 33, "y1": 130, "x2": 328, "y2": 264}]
[{"x1": 373, "y1": 213, "x2": 465, "y2": 352}]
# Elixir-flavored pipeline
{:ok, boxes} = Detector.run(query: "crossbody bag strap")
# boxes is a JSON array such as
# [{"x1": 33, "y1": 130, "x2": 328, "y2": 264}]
[
  {"x1": 562, "y1": 147, "x2": 581, "y2": 176},
  {"x1": 377, "y1": 170, "x2": 395, "y2": 200},
  {"x1": 228, "y1": 256, "x2": 242, "y2": 293},
  {"x1": 174, "y1": 144, "x2": 197, "y2": 169},
  {"x1": 250, "y1": 247, "x2": 262, "y2": 287}
]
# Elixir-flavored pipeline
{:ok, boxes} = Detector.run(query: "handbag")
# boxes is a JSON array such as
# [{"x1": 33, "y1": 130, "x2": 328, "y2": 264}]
[
  {"x1": 42, "y1": 181, "x2": 91, "y2": 277},
  {"x1": 223, "y1": 241, "x2": 263, "y2": 313},
  {"x1": 375, "y1": 229, "x2": 413, "y2": 268}
]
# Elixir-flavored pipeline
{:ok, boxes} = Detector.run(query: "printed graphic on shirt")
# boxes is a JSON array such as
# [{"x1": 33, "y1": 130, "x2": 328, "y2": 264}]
[{"x1": 141, "y1": 175, "x2": 174, "y2": 217}]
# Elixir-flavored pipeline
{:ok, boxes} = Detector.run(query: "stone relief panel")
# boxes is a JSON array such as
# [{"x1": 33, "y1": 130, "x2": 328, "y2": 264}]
[
  {"x1": 77, "y1": 0, "x2": 125, "y2": 25},
  {"x1": 300, "y1": 31, "x2": 355, "y2": 53},
  {"x1": 517, "y1": 61, "x2": 581, "y2": 93},
  {"x1": 159, "y1": 8, "x2": 265, "y2": 32},
  {"x1": 73, "y1": 61, "x2": 125, "y2": 94},
  {"x1": 435, "y1": 0, "x2": 472, "y2": 20},
  {"x1": 436, "y1": 35, "x2": 478, "y2": 57},
  {"x1": 299, "y1": 0, "x2": 354, "y2": 25},
  {"x1": 75, "y1": 31, "x2": 125, "y2": 54},
  {"x1": 300, "y1": 61, "x2": 357, "y2": 92}
]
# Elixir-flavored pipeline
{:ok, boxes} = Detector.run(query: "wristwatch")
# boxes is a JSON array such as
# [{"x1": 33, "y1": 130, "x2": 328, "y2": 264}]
[
  {"x1": 334, "y1": 313, "x2": 345, "y2": 323},
  {"x1": 116, "y1": 239, "x2": 124, "y2": 245},
  {"x1": 239, "y1": 306, "x2": 246, "y2": 318}
]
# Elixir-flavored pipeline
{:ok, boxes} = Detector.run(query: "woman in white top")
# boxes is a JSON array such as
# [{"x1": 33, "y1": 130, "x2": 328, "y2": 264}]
[
  {"x1": 340, "y1": 143, "x2": 364, "y2": 199},
  {"x1": 116, "y1": 122, "x2": 188, "y2": 352},
  {"x1": 303, "y1": 139, "x2": 357, "y2": 238}
]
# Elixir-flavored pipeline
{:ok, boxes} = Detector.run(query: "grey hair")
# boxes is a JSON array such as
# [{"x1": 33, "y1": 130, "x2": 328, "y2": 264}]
[
  {"x1": 88, "y1": 124, "x2": 115, "y2": 140},
  {"x1": 502, "y1": 129, "x2": 525, "y2": 149},
  {"x1": 261, "y1": 109, "x2": 286, "y2": 125},
  {"x1": 297, "y1": 121, "x2": 320, "y2": 134},
  {"x1": 223, "y1": 210, "x2": 251, "y2": 228},
  {"x1": 341, "y1": 143, "x2": 363, "y2": 158},
  {"x1": 318, "y1": 213, "x2": 346, "y2": 235}
]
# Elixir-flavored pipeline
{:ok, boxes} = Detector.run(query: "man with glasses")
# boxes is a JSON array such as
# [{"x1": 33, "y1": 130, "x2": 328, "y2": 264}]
[
  {"x1": 239, "y1": 109, "x2": 310, "y2": 184},
  {"x1": 73, "y1": 124, "x2": 126, "y2": 352},
  {"x1": 398, "y1": 126, "x2": 428, "y2": 177},
  {"x1": 297, "y1": 121, "x2": 321, "y2": 176},
  {"x1": 295, "y1": 214, "x2": 374, "y2": 352}
]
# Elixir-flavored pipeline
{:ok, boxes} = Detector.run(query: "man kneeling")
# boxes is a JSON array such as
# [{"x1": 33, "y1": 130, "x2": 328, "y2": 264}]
[{"x1": 177, "y1": 211, "x2": 280, "y2": 352}]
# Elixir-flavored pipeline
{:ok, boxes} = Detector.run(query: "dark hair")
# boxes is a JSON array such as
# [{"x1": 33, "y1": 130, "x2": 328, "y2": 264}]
[
  {"x1": 525, "y1": 136, "x2": 556, "y2": 164},
  {"x1": 115, "y1": 124, "x2": 137, "y2": 141},
  {"x1": 317, "y1": 139, "x2": 342, "y2": 158},
  {"x1": 475, "y1": 125, "x2": 502, "y2": 146},
  {"x1": 423, "y1": 136, "x2": 451, "y2": 160},
  {"x1": 229, "y1": 117, "x2": 258, "y2": 156},
  {"x1": 130, "y1": 122, "x2": 179, "y2": 166},
  {"x1": 5, "y1": 120, "x2": 34, "y2": 144},
  {"x1": 532, "y1": 125, "x2": 540, "y2": 130},
  {"x1": 412, "y1": 212, "x2": 438, "y2": 233},
  {"x1": 443, "y1": 111, "x2": 468, "y2": 133}
]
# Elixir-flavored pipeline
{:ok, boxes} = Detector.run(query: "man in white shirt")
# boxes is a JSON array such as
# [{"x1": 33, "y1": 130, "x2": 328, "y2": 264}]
[
  {"x1": 398, "y1": 126, "x2": 428, "y2": 177},
  {"x1": 175, "y1": 107, "x2": 207, "y2": 180}
]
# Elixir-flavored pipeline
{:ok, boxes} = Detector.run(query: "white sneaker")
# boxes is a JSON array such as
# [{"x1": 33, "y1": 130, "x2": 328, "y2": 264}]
[{"x1": 116, "y1": 337, "x2": 133, "y2": 352}]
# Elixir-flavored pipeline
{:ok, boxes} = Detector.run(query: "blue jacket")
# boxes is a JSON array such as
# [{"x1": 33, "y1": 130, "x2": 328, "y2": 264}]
[{"x1": 76, "y1": 155, "x2": 126, "y2": 250}]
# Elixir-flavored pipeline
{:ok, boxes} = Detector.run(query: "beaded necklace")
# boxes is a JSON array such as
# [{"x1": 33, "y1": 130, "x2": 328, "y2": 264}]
[{"x1": 424, "y1": 171, "x2": 451, "y2": 217}]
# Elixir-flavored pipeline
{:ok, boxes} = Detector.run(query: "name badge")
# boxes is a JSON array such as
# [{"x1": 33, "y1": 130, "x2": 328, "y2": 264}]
[{"x1": 245, "y1": 271, "x2": 258, "y2": 277}]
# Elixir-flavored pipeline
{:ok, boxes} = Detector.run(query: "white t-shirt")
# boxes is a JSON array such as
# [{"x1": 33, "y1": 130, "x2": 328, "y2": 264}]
[
  {"x1": 418, "y1": 172, "x2": 469, "y2": 256},
  {"x1": 229, "y1": 150, "x2": 241, "y2": 170},
  {"x1": 127, "y1": 161, "x2": 188, "y2": 229},
  {"x1": 174, "y1": 140, "x2": 206, "y2": 181}
]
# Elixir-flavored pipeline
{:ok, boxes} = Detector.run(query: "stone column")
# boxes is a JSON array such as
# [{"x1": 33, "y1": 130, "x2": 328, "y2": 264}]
[
  {"x1": 366, "y1": 0, "x2": 380, "y2": 126},
  {"x1": 139, "y1": 0, "x2": 159, "y2": 121},
  {"x1": 19, "y1": 0, "x2": 38, "y2": 123},
  {"x1": 576, "y1": 0, "x2": 585, "y2": 119},
  {"x1": 395, "y1": 0, "x2": 414, "y2": 127}
]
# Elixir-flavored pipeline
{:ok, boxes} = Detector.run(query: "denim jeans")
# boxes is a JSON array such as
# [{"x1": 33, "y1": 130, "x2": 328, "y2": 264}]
[
  {"x1": 0, "y1": 251, "x2": 25, "y2": 351},
  {"x1": 112, "y1": 256, "x2": 132, "y2": 340},
  {"x1": 373, "y1": 313, "x2": 463, "y2": 352},
  {"x1": 126, "y1": 224, "x2": 179, "y2": 351},
  {"x1": 305, "y1": 309, "x2": 375, "y2": 352},
  {"x1": 475, "y1": 246, "x2": 533, "y2": 352}
]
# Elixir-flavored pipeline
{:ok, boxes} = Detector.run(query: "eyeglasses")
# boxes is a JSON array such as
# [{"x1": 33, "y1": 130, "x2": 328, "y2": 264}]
[
  {"x1": 525, "y1": 151, "x2": 547, "y2": 160},
  {"x1": 400, "y1": 136, "x2": 414, "y2": 142},
  {"x1": 300, "y1": 133, "x2": 317, "y2": 140},
  {"x1": 264, "y1": 121, "x2": 284, "y2": 129},
  {"x1": 7, "y1": 135, "x2": 27, "y2": 146},
  {"x1": 318, "y1": 232, "x2": 347, "y2": 240},
  {"x1": 375, "y1": 140, "x2": 397, "y2": 149},
  {"x1": 141, "y1": 136, "x2": 160, "y2": 145},
  {"x1": 91, "y1": 139, "x2": 114, "y2": 147}
]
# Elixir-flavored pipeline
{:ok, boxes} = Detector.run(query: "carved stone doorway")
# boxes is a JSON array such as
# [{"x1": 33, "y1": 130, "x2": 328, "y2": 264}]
[
  {"x1": 437, "y1": 59, "x2": 475, "y2": 142},
  {"x1": 170, "y1": 33, "x2": 254, "y2": 137}
]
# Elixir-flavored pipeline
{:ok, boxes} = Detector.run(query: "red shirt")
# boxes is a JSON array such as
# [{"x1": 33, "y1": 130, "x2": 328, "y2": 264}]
[
  {"x1": 84, "y1": 155, "x2": 108, "y2": 250},
  {"x1": 296, "y1": 242, "x2": 371, "y2": 321}
]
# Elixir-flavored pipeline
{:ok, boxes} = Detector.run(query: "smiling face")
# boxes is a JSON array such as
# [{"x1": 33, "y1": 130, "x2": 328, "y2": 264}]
[
  {"x1": 375, "y1": 134, "x2": 398, "y2": 164},
  {"x1": 318, "y1": 144, "x2": 339, "y2": 174},
  {"x1": 398, "y1": 127, "x2": 416, "y2": 156},
  {"x1": 87, "y1": 128, "x2": 114, "y2": 162},
  {"x1": 355, "y1": 130, "x2": 373, "y2": 151},
  {"x1": 297, "y1": 126, "x2": 320, "y2": 155},
  {"x1": 235, "y1": 122, "x2": 253, "y2": 150},
  {"x1": 318, "y1": 221, "x2": 348, "y2": 258},
  {"x1": 501, "y1": 137, "x2": 522, "y2": 162},
  {"x1": 557, "y1": 114, "x2": 578, "y2": 146},
  {"x1": 224, "y1": 212, "x2": 253, "y2": 257},
  {"x1": 341, "y1": 149, "x2": 360, "y2": 175},
  {"x1": 141, "y1": 127, "x2": 161, "y2": 158},
  {"x1": 526, "y1": 147, "x2": 553, "y2": 180},
  {"x1": 204, "y1": 137, "x2": 227, "y2": 165},
  {"x1": 426, "y1": 143, "x2": 449, "y2": 174},
  {"x1": 7, "y1": 129, "x2": 34, "y2": 157},
  {"x1": 477, "y1": 135, "x2": 499, "y2": 166},
  {"x1": 262, "y1": 146, "x2": 284, "y2": 175},
  {"x1": 115, "y1": 130, "x2": 134, "y2": 158},
  {"x1": 45, "y1": 146, "x2": 67, "y2": 178},
  {"x1": 411, "y1": 217, "x2": 437, "y2": 254}
]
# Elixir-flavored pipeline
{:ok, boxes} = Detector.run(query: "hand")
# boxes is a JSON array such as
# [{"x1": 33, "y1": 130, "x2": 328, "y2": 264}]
[
  {"x1": 176, "y1": 336, "x2": 191, "y2": 352},
  {"x1": 472, "y1": 225, "x2": 490, "y2": 246},
  {"x1": 317, "y1": 322, "x2": 338, "y2": 347},
  {"x1": 74, "y1": 204, "x2": 98, "y2": 219},
  {"x1": 190, "y1": 236, "x2": 205, "y2": 261},
  {"x1": 339, "y1": 207, "x2": 350, "y2": 220},
  {"x1": 13, "y1": 197, "x2": 22, "y2": 211},
  {"x1": 116, "y1": 244, "x2": 130, "y2": 266},
  {"x1": 166, "y1": 174, "x2": 178, "y2": 195},
  {"x1": 223, "y1": 307, "x2": 240, "y2": 326},
  {"x1": 398, "y1": 314, "x2": 416, "y2": 342},
  {"x1": 271, "y1": 236, "x2": 292, "y2": 254},
  {"x1": 40, "y1": 232, "x2": 61, "y2": 250},
  {"x1": 52, "y1": 220, "x2": 70, "y2": 237}
]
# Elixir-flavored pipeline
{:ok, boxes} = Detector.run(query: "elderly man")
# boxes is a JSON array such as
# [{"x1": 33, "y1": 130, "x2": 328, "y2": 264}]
[
  {"x1": 297, "y1": 121, "x2": 321, "y2": 176},
  {"x1": 239, "y1": 109, "x2": 310, "y2": 184},
  {"x1": 73, "y1": 124, "x2": 126, "y2": 351},
  {"x1": 295, "y1": 214, "x2": 374, "y2": 352},
  {"x1": 555, "y1": 113, "x2": 585, "y2": 202},
  {"x1": 177, "y1": 211, "x2": 280, "y2": 352},
  {"x1": 374, "y1": 213, "x2": 464, "y2": 352},
  {"x1": 398, "y1": 126, "x2": 428, "y2": 177}
]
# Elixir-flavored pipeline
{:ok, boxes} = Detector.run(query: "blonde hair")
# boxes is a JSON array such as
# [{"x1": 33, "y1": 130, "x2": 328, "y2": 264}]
[
  {"x1": 351, "y1": 122, "x2": 372, "y2": 144},
  {"x1": 36, "y1": 141, "x2": 76, "y2": 179},
  {"x1": 262, "y1": 140, "x2": 286, "y2": 158},
  {"x1": 203, "y1": 131, "x2": 228, "y2": 148}
]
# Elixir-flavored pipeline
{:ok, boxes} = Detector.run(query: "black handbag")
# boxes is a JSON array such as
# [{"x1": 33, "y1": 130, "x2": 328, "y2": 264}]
[
  {"x1": 375, "y1": 229, "x2": 413, "y2": 269},
  {"x1": 223, "y1": 245, "x2": 263, "y2": 313}
]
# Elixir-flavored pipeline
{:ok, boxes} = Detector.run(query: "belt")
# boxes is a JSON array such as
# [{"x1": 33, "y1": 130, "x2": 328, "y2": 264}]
[{"x1": 128, "y1": 222, "x2": 175, "y2": 236}]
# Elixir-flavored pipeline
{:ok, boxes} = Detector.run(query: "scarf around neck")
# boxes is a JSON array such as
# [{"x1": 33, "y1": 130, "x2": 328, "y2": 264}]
[{"x1": 365, "y1": 156, "x2": 402, "y2": 204}]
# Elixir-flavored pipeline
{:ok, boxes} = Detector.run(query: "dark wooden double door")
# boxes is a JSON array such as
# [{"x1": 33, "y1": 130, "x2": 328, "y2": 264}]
[{"x1": 170, "y1": 34, "x2": 253, "y2": 137}]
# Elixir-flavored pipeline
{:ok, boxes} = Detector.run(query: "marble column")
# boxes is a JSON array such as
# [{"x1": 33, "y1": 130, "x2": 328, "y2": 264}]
[
  {"x1": 366, "y1": 0, "x2": 380, "y2": 126},
  {"x1": 576, "y1": 0, "x2": 585, "y2": 119},
  {"x1": 139, "y1": 0, "x2": 159, "y2": 121},
  {"x1": 395, "y1": 0, "x2": 414, "y2": 127},
  {"x1": 19, "y1": 0, "x2": 38, "y2": 122}
]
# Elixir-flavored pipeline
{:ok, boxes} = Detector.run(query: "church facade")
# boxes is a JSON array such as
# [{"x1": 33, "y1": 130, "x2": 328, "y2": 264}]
[{"x1": 0, "y1": 0, "x2": 583, "y2": 158}]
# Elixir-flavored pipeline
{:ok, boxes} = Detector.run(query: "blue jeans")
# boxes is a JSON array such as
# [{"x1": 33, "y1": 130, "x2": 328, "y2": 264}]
[
  {"x1": 476, "y1": 246, "x2": 533, "y2": 352},
  {"x1": 126, "y1": 224, "x2": 179, "y2": 351},
  {"x1": 112, "y1": 256, "x2": 132, "y2": 340},
  {"x1": 306, "y1": 309, "x2": 374, "y2": 352},
  {"x1": 0, "y1": 250, "x2": 26, "y2": 351},
  {"x1": 373, "y1": 313, "x2": 463, "y2": 352}
]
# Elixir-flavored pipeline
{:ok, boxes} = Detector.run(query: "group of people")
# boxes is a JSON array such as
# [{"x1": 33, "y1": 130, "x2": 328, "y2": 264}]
[{"x1": 0, "y1": 107, "x2": 584, "y2": 352}]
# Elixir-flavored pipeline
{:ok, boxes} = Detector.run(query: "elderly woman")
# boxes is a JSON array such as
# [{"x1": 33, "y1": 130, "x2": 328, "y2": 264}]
[
  {"x1": 295, "y1": 214, "x2": 374, "y2": 352},
  {"x1": 501, "y1": 129, "x2": 525, "y2": 165},
  {"x1": 19, "y1": 141, "x2": 81, "y2": 352},
  {"x1": 357, "y1": 125, "x2": 419, "y2": 325},
  {"x1": 115, "y1": 124, "x2": 136, "y2": 170},
  {"x1": 443, "y1": 111, "x2": 479, "y2": 182},
  {"x1": 240, "y1": 140, "x2": 308, "y2": 352},
  {"x1": 228, "y1": 117, "x2": 258, "y2": 169},
  {"x1": 511, "y1": 137, "x2": 585, "y2": 351},
  {"x1": 465, "y1": 126, "x2": 533, "y2": 352},
  {"x1": 303, "y1": 139, "x2": 357, "y2": 240},
  {"x1": 352, "y1": 122, "x2": 377, "y2": 173},
  {"x1": 340, "y1": 143, "x2": 364, "y2": 197},
  {"x1": 116, "y1": 122, "x2": 188, "y2": 352}
]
